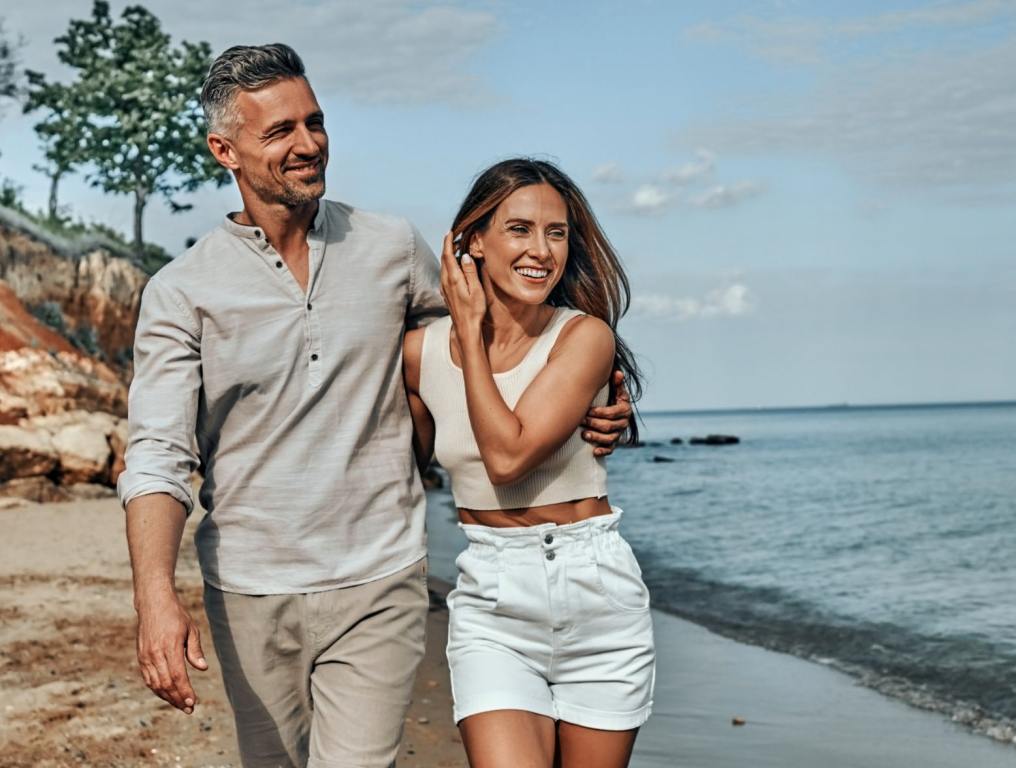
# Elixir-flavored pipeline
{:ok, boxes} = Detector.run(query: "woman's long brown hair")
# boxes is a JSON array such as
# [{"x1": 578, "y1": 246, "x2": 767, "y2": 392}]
[{"x1": 451, "y1": 158, "x2": 644, "y2": 444}]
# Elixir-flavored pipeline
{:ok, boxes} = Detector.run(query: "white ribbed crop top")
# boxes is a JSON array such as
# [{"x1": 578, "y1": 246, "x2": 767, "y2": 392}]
[{"x1": 418, "y1": 307, "x2": 609, "y2": 510}]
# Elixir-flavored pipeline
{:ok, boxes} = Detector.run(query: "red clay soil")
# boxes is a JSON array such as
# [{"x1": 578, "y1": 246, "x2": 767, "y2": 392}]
[{"x1": 0, "y1": 281, "x2": 76, "y2": 354}]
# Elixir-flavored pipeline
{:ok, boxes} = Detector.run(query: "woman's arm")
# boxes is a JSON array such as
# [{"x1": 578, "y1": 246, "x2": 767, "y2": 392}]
[
  {"x1": 439, "y1": 234, "x2": 615, "y2": 485},
  {"x1": 402, "y1": 327, "x2": 435, "y2": 477},
  {"x1": 459, "y1": 315, "x2": 614, "y2": 485}
]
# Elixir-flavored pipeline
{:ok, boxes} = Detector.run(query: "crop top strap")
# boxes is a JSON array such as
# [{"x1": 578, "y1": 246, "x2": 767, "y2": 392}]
[{"x1": 526, "y1": 307, "x2": 586, "y2": 368}]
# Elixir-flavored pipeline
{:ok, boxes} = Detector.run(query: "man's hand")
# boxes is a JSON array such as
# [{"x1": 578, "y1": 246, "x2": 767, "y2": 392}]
[
  {"x1": 136, "y1": 589, "x2": 208, "y2": 715},
  {"x1": 582, "y1": 370, "x2": 633, "y2": 457}
]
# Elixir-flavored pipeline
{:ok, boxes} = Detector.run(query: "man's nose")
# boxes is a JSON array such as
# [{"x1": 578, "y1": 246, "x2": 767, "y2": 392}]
[{"x1": 292, "y1": 123, "x2": 323, "y2": 156}]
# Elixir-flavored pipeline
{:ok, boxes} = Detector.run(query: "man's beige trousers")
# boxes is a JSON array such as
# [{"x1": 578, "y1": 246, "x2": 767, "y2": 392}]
[{"x1": 203, "y1": 559, "x2": 428, "y2": 768}]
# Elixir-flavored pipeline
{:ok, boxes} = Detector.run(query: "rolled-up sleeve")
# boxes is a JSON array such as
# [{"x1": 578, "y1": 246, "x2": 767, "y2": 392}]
[
  {"x1": 406, "y1": 223, "x2": 447, "y2": 328},
  {"x1": 117, "y1": 275, "x2": 201, "y2": 514}
]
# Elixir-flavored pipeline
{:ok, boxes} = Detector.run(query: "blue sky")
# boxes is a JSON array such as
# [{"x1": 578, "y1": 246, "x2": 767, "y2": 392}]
[{"x1": 1, "y1": 1, "x2": 1013, "y2": 410}]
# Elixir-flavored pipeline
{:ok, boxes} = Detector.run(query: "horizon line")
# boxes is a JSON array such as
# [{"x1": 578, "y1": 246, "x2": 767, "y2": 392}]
[{"x1": 645, "y1": 397, "x2": 1016, "y2": 417}]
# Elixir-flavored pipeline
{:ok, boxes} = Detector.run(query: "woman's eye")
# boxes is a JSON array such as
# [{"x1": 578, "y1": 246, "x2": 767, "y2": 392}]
[
  {"x1": 549, "y1": 229, "x2": 566, "y2": 239},
  {"x1": 510, "y1": 225, "x2": 528, "y2": 234}
]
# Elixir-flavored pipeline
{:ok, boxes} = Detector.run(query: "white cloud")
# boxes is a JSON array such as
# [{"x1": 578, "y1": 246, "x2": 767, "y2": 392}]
[
  {"x1": 683, "y1": 1, "x2": 1015, "y2": 64},
  {"x1": 630, "y1": 184, "x2": 671, "y2": 213},
  {"x1": 689, "y1": 181, "x2": 763, "y2": 209},
  {"x1": 592, "y1": 163, "x2": 624, "y2": 184},
  {"x1": 662, "y1": 148, "x2": 715, "y2": 185},
  {"x1": 10, "y1": 0, "x2": 499, "y2": 107},
  {"x1": 631, "y1": 282, "x2": 754, "y2": 322},
  {"x1": 680, "y1": 5, "x2": 1016, "y2": 192}
]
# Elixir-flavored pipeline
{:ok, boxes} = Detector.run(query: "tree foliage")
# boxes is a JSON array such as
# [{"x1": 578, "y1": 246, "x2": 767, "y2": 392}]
[
  {"x1": 23, "y1": 72, "x2": 87, "y2": 219},
  {"x1": 26, "y1": 2, "x2": 228, "y2": 255},
  {"x1": 0, "y1": 18, "x2": 18, "y2": 103}
]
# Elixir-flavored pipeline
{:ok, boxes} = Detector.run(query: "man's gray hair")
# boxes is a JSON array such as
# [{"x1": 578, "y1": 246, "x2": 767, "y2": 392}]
[{"x1": 200, "y1": 43, "x2": 306, "y2": 135}]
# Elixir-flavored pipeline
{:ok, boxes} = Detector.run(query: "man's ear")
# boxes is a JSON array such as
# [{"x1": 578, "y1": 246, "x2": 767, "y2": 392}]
[{"x1": 207, "y1": 133, "x2": 241, "y2": 172}]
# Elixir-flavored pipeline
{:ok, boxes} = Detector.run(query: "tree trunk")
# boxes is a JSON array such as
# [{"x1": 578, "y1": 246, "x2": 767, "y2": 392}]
[
  {"x1": 133, "y1": 186, "x2": 148, "y2": 258},
  {"x1": 47, "y1": 172, "x2": 61, "y2": 221}
]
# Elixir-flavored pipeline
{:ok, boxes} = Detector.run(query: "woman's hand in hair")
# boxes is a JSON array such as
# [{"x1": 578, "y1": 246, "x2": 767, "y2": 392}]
[{"x1": 439, "y1": 231, "x2": 487, "y2": 335}]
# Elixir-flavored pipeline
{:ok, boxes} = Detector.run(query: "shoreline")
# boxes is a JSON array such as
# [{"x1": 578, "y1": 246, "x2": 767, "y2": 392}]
[{"x1": 3, "y1": 497, "x2": 1015, "y2": 766}]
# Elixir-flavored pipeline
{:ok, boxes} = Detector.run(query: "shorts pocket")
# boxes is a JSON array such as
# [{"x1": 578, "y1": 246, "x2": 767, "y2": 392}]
[
  {"x1": 448, "y1": 548, "x2": 500, "y2": 612},
  {"x1": 594, "y1": 540, "x2": 651, "y2": 613}
]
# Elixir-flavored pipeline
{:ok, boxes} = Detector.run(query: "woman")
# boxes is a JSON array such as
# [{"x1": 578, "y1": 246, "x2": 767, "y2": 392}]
[{"x1": 403, "y1": 158, "x2": 654, "y2": 768}]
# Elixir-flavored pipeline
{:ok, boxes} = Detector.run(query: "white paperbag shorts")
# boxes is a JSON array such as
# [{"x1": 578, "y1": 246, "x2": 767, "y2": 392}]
[{"x1": 446, "y1": 509, "x2": 655, "y2": 730}]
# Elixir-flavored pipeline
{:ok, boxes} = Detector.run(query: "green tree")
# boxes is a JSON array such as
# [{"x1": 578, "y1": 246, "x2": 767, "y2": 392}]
[
  {"x1": 0, "y1": 18, "x2": 18, "y2": 103},
  {"x1": 23, "y1": 72, "x2": 86, "y2": 220},
  {"x1": 48, "y1": 2, "x2": 227, "y2": 255}
]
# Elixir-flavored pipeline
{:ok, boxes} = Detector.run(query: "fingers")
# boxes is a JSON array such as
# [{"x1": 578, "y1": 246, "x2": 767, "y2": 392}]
[
  {"x1": 186, "y1": 623, "x2": 209, "y2": 671},
  {"x1": 136, "y1": 612, "x2": 202, "y2": 714},
  {"x1": 612, "y1": 370, "x2": 631, "y2": 403},
  {"x1": 586, "y1": 399, "x2": 633, "y2": 421},
  {"x1": 583, "y1": 416, "x2": 629, "y2": 435},
  {"x1": 440, "y1": 231, "x2": 457, "y2": 271}
]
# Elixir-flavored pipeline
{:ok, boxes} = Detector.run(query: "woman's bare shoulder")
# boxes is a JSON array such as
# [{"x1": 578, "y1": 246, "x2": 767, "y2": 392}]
[{"x1": 552, "y1": 313, "x2": 615, "y2": 359}]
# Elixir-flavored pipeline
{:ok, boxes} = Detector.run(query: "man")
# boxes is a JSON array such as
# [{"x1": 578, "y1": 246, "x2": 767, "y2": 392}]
[{"x1": 118, "y1": 44, "x2": 631, "y2": 768}]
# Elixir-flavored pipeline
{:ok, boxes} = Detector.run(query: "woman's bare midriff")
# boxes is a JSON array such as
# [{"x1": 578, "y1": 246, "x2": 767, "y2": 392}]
[{"x1": 458, "y1": 496, "x2": 612, "y2": 527}]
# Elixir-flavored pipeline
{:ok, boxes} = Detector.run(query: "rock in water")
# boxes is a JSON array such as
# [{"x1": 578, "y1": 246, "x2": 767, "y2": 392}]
[
  {"x1": 689, "y1": 434, "x2": 740, "y2": 446},
  {"x1": 670, "y1": 437, "x2": 684, "y2": 444},
  {"x1": 652, "y1": 455, "x2": 675, "y2": 463}
]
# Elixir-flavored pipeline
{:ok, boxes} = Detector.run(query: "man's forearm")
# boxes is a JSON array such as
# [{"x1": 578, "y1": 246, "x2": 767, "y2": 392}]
[{"x1": 126, "y1": 493, "x2": 188, "y2": 609}]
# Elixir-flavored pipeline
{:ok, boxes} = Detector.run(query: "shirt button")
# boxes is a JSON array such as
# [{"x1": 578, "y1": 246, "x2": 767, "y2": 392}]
[
  {"x1": 311, "y1": 353, "x2": 319, "y2": 361},
  {"x1": 544, "y1": 533, "x2": 554, "y2": 545},
  {"x1": 275, "y1": 260, "x2": 283, "y2": 268},
  {"x1": 546, "y1": 551, "x2": 555, "y2": 561},
  {"x1": 306, "y1": 303, "x2": 313, "y2": 310},
  {"x1": 254, "y1": 229, "x2": 262, "y2": 238}
]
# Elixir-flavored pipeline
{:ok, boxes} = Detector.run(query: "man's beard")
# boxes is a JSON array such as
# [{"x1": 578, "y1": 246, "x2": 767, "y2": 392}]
[{"x1": 247, "y1": 166, "x2": 326, "y2": 208}]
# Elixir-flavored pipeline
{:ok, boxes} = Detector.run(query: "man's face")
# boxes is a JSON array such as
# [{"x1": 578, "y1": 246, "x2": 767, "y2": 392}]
[{"x1": 224, "y1": 76, "x2": 328, "y2": 207}]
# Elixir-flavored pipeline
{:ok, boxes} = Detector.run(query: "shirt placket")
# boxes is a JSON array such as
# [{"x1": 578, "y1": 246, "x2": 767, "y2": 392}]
[
  {"x1": 305, "y1": 238, "x2": 324, "y2": 388},
  {"x1": 253, "y1": 228, "x2": 325, "y2": 389}
]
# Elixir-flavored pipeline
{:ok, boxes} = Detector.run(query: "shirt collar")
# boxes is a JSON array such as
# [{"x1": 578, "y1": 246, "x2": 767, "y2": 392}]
[{"x1": 222, "y1": 201, "x2": 327, "y2": 243}]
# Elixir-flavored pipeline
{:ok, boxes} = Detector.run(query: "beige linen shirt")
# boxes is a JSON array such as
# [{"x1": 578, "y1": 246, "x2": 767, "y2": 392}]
[{"x1": 117, "y1": 200, "x2": 446, "y2": 594}]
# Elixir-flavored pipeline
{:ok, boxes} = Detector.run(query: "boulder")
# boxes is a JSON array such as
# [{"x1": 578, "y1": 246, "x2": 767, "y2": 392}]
[
  {"x1": 50, "y1": 421, "x2": 113, "y2": 484},
  {"x1": 0, "y1": 424, "x2": 58, "y2": 481},
  {"x1": 0, "y1": 348, "x2": 126, "y2": 419},
  {"x1": 0, "y1": 476, "x2": 71, "y2": 503},
  {"x1": 670, "y1": 437, "x2": 684, "y2": 445}
]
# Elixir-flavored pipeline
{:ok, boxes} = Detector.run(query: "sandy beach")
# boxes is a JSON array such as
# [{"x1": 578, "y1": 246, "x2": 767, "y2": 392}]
[
  {"x1": 0, "y1": 497, "x2": 464, "y2": 768},
  {"x1": 3, "y1": 495, "x2": 1015, "y2": 767}
]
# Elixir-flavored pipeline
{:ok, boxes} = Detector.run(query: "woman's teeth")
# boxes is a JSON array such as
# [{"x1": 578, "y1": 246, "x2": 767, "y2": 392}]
[{"x1": 515, "y1": 267, "x2": 549, "y2": 278}]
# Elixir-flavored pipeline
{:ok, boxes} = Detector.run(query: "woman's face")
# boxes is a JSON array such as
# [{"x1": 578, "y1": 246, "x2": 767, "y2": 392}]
[{"x1": 472, "y1": 183, "x2": 569, "y2": 306}]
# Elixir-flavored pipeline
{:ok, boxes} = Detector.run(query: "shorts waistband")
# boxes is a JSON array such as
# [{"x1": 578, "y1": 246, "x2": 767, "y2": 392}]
[{"x1": 458, "y1": 507, "x2": 623, "y2": 548}]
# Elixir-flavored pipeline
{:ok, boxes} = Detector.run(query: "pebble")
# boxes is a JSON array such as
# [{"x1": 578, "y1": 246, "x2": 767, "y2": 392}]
[
  {"x1": 417, "y1": 716, "x2": 430, "y2": 724},
  {"x1": 426, "y1": 679, "x2": 439, "y2": 688},
  {"x1": 732, "y1": 716, "x2": 746, "y2": 726}
]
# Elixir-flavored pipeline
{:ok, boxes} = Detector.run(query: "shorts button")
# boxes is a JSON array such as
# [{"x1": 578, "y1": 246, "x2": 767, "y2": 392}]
[
  {"x1": 546, "y1": 551, "x2": 555, "y2": 561},
  {"x1": 544, "y1": 533, "x2": 554, "y2": 545}
]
